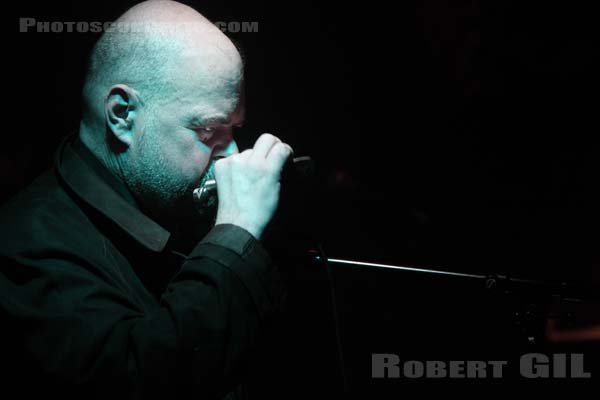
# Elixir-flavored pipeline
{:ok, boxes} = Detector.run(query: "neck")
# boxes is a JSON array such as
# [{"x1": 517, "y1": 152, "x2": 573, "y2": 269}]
[{"x1": 79, "y1": 120, "x2": 127, "y2": 183}]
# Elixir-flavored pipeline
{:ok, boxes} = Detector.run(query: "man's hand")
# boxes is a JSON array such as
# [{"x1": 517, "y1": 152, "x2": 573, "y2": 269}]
[{"x1": 214, "y1": 133, "x2": 293, "y2": 239}]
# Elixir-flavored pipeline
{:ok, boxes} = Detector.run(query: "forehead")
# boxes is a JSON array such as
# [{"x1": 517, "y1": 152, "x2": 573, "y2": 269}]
[
  {"x1": 167, "y1": 62, "x2": 243, "y2": 121},
  {"x1": 184, "y1": 91, "x2": 245, "y2": 125},
  {"x1": 172, "y1": 57, "x2": 243, "y2": 117}
]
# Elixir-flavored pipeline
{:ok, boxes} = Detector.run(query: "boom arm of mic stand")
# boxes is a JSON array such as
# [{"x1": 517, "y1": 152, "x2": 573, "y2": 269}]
[
  {"x1": 311, "y1": 253, "x2": 594, "y2": 300},
  {"x1": 311, "y1": 251, "x2": 600, "y2": 345}
]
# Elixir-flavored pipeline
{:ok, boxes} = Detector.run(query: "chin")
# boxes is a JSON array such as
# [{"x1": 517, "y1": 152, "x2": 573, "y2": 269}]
[{"x1": 165, "y1": 187, "x2": 209, "y2": 222}]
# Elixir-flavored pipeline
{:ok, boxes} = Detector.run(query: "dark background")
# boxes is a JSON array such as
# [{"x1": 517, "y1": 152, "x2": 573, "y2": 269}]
[{"x1": 4, "y1": 0, "x2": 599, "y2": 394}]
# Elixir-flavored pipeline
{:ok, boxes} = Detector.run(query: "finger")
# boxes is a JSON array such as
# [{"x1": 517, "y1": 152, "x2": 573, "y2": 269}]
[
  {"x1": 239, "y1": 148, "x2": 252, "y2": 159},
  {"x1": 251, "y1": 133, "x2": 281, "y2": 160},
  {"x1": 229, "y1": 148, "x2": 252, "y2": 163},
  {"x1": 214, "y1": 156, "x2": 229, "y2": 180},
  {"x1": 266, "y1": 142, "x2": 294, "y2": 174}
]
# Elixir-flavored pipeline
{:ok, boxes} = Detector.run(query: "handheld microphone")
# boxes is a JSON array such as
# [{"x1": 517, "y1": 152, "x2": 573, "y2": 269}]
[{"x1": 192, "y1": 156, "x2": 314, "y2": 213}]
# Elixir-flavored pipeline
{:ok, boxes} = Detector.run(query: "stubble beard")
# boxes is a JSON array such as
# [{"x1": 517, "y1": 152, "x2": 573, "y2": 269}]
[{"x1": 124, "y1": 125, "x2": 205, "y2": 234}]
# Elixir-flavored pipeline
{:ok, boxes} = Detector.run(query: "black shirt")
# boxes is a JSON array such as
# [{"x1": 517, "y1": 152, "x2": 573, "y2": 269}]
[{"x1": 0, "y1": 134, "x2": 285, "y2": 399}]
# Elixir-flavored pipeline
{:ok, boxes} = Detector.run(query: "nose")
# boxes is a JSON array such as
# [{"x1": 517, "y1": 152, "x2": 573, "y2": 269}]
[{"x1": 213, "y1": 139, "x2": 239, "y2": 158}]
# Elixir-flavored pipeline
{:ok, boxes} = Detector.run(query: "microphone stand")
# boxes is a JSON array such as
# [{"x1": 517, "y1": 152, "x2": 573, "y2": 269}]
[
  {"x1": 312, "y1": 254, "x2": 591, "y2": 299},
  {"x1": 310, "y1": 248, "x2": 598, "y2": 393}
]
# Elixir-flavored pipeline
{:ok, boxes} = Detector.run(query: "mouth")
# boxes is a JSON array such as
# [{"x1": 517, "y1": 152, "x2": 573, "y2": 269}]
[
  {"x1": 191, "y1": 156, "x2": 225, "y2": 215},
  {"x1": 197, "y1": 158, "x2": 218, "y2": 188}
]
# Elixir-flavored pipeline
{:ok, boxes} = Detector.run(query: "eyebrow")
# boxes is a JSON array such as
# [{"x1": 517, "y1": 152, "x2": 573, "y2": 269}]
[
  {"x1": 187, "y1": 114, "x2": 245, "y2": 127},
  {"x1": 187, "y1": 114, "x2": 228, "y2": 126}
]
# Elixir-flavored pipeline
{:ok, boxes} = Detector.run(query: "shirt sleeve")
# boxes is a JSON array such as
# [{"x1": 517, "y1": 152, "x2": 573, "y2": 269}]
[
  {"x1": 0, "y1": 223, "x2": 286, "y2": 399},
  {"x1": 188, "y1": 223, "x2": 286, "y2": 321}
]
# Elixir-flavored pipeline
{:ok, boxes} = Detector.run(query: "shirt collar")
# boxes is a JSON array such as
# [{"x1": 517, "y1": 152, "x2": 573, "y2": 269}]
[{"x1": 54, "y1": 133, "x2": 171, "y2": 252}]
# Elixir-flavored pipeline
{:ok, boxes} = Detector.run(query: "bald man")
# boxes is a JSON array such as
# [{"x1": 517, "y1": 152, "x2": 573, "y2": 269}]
[{"x1": 0, "y1": 1, "x2": 291, "y2": 398}]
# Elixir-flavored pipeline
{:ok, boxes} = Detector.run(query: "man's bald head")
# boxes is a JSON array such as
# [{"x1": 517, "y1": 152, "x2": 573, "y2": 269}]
[
  {"x1": 79, "y1": 1, "x2": 246, "y2": 226},
  {"x1": 81, "y1": 0, "x2": 242, "y2": 133}
]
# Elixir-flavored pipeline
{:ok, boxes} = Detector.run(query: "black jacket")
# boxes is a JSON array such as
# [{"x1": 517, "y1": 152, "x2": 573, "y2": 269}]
[{"x1": 0, "y1": 134, "x2": 285, "y2": 399}]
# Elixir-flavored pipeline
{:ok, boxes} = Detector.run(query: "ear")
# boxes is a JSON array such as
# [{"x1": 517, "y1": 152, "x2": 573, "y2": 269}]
[{"x1": 104, "y1": 84, "x2": 140, "y2": 147}]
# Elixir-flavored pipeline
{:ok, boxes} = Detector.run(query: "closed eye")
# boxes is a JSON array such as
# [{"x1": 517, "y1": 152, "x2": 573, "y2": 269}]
[
  {"x1": 191, "y1": 126, "x2": 217, "y2": 143},
  {"x1": 195, "y1": 126, "x2": 216, "y2": 133}
]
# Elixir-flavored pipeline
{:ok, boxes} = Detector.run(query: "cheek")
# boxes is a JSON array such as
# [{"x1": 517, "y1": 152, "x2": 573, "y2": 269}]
[{"x1": 168, "y1": 133, "x2": 212, "y2": 178}]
